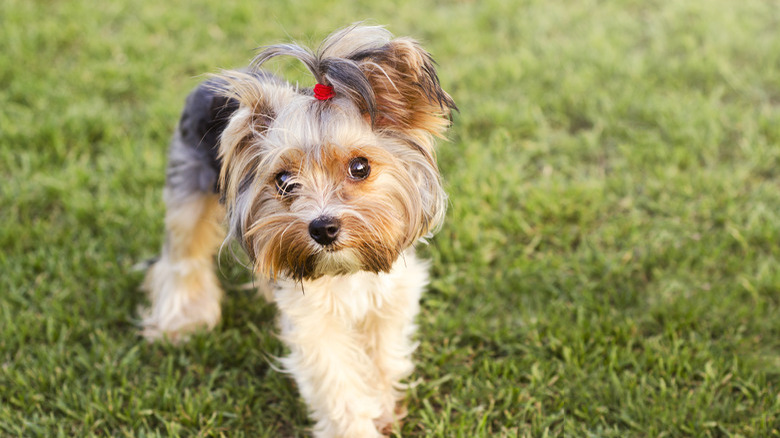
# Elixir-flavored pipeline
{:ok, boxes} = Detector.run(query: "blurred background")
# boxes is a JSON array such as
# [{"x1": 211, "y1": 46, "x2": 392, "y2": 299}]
[{"x1": 1, "y1": 0, "x2": 778, "y2": 436}]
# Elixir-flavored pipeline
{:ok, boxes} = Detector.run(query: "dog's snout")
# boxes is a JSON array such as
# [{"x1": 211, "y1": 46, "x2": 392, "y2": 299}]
[{"x1": 309, "y1": 216, "x2": 341, "y2": 246}]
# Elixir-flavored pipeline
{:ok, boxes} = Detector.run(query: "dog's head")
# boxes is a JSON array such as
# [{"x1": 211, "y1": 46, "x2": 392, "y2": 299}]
[{"x1": 215, "y1": 25, "x2": 456, "y2": 280}]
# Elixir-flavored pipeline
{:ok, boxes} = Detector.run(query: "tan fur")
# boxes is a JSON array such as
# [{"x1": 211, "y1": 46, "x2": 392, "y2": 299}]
[
  {"x1": 215, "y1": 68, "x2": 450, "y2": 280},
  {"x1": 166, "y1": 194, "x2": 225, "y2": 259},
  {"x1": 141, "y1": 192, "x2": 225, "y2": 342},
  {"x1": 359, "y1": 38, "x2": 455, "y2": 139}
]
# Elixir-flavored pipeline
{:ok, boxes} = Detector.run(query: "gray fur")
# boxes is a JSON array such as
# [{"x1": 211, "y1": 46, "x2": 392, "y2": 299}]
[
  {"x1": 164, "y1": 79, "x2": 236, "y2": 201},
  {"x1": 163, "y1": 72, "x2": 279, "y2": 203}
]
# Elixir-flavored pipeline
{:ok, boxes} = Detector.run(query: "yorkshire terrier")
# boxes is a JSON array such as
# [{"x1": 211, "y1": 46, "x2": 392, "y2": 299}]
[{"x1": 140, "y1": 24, "x2": 456, "y2": 437}]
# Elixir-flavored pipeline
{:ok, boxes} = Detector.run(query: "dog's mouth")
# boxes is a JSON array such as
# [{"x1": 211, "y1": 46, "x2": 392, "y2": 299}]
[
  {"x1": 321, "y1": 243, "x2": 341, "y2": 253},
  {"x1": 310, "y1": 246, "x2": 363, "y2": 277},
  {"x1": 285, "y1": 244, "x2": 396, "y2": 281},
  {"x1": 248, "y1": 221, "x2": 401, "y2": 281}
]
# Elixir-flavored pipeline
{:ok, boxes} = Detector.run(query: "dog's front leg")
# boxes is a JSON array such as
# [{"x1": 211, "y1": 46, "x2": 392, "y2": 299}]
[
  {"x1": 363, "y1": 309, "x2": 419, "y2": 431},
  {"x1": 140, "y1": 83, "x2": 234, "y2": 343},
  {"x1": 140, "y1": 190, "x2": 225, "y2": 342},
  {"x1": 277, "y1": 307, "x2": 386, "y2": 438},
  {"x1": 364, "y1": 255, "x2": 428, "y2": 430}
]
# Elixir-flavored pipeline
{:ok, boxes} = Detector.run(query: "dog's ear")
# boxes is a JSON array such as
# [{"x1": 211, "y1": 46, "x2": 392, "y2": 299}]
[
  {"x1": 210, "y1": 71, "x2": 294, "y2": 205},
  {"x1": 353, "y1": 40, "x2": 454, "y2": 239},
  {"x1": 356, "y1": 38, "x2": 457, "y2": 139}
]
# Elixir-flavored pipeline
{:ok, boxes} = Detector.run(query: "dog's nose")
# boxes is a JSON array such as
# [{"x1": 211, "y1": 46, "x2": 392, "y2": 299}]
[{"x1": 308, "y1": 216, "x2": 341, "y2": 246}]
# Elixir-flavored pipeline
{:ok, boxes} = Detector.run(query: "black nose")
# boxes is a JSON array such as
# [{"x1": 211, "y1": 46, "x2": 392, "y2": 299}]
[{"x1": 308, "y1": 216, "x2": 341, "y2": 246}]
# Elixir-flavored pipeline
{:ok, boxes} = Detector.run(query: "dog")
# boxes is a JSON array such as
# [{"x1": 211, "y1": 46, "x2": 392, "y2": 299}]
[{"x1": 140, "y1": 24, "x2": 456, "y2": 437}]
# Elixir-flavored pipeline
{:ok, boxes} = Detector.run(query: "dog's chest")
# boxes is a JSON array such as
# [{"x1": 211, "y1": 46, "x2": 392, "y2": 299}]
[
  {"x1": 276, "y1": 271, "x2": 394, "y2": 323},
  {"x1": 273, "y1": 250, "x2": 427, "y2": 326}
]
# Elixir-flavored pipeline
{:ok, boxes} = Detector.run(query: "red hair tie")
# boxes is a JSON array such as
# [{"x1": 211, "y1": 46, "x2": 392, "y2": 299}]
[{"x1": 313, "y1": 83, "x2": 335, "y2": 100}]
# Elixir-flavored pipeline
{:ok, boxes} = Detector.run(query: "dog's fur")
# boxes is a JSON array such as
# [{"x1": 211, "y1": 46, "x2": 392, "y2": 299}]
[{"x1": 140, "y1": 25, "x2": 455, "y2": 437}]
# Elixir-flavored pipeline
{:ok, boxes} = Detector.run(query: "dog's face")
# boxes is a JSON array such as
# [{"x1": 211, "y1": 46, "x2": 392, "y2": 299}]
[{"x1": 216, "y1": 27, "x2": 456, "y2": 280}]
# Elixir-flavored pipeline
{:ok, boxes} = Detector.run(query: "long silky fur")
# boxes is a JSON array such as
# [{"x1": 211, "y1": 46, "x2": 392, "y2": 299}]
[{"x1": 142, "y1": 24, "x2": 457, "y2": 438}]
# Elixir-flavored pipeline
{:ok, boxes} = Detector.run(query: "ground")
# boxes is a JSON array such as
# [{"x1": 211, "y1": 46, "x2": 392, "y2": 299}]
[{"x1": 1, "y1": 0, "x2": 778, "y2": 436}]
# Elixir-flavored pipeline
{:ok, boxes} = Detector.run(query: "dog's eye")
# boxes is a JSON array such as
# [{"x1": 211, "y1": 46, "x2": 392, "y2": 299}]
[
  {"x1": 348, "y1": 157, "x2": 370, "y2": 180},
  {"x1": 275, "y1": 171, "x2": 299, "y2": 196}
]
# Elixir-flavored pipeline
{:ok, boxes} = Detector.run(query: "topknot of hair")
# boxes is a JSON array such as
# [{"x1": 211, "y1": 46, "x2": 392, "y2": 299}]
[{"x1": 250, "y1": 24, "x2": 394, "y2": 125}]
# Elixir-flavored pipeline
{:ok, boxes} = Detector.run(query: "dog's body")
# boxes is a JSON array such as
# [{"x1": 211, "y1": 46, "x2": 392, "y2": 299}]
[{"x1": 141, "y1": 25, "x2": 455, "y2": 437}]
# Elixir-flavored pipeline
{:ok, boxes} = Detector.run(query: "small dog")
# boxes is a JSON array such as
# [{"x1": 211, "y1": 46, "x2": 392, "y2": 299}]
[{"x1": 141, "y1": 24, "x2": 456, "y2": 437}]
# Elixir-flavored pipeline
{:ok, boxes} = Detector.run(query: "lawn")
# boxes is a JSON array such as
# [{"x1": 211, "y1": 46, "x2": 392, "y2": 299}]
[{"x1": 1, "y1": 0, "x2": 779, "y2": 436}]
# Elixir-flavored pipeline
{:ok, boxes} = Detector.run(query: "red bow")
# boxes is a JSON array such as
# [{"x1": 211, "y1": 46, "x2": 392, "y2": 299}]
[{"x1": 314, "y1": 83, "x2": 335, "y2": 100}]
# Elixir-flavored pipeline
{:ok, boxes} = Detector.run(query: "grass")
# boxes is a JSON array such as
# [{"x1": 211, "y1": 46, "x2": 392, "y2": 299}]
[{"x1": 1, "y1": 0, "x2": 779, "y2": 436}]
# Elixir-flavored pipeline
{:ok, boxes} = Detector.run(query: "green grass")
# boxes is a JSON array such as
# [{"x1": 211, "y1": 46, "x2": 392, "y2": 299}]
[{"x1": 2, "y1": 0, "x2": 779, "y2": 436}]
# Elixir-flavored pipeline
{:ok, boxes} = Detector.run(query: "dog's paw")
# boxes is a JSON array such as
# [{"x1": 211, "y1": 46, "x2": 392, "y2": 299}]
[{"x1": 139, "y1": 259, "x2": 222, "y2": 343}]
